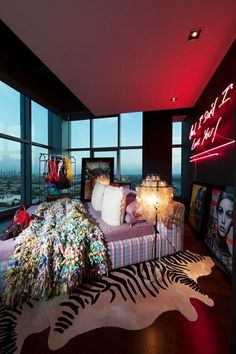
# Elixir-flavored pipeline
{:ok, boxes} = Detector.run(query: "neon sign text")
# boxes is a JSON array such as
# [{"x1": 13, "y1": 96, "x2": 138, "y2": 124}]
[
  {"x1": 189, "y1": 82, "x2": 234, "y2": 161},
  {"x1": 190, "y1": 153, "x2": 219, "y2": 163},
  {"x1": 189, "y1": 82, "x2": 234, "y2": 143},
  {"x1": 190, "y1": 117, "x2": 222, "y2": 151},
  {"x1": 190, "y1": 140, "x2": 235, "y2": 163}
]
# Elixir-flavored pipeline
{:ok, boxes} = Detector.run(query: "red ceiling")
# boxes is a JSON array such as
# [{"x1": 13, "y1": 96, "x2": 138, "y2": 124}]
[{"x1": 1, "y1": 0, "x2": 236, "y2": 116}]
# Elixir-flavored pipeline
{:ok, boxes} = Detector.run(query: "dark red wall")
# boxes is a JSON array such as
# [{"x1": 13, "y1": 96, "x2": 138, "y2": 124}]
[{"x1": 182, "y1": 40, "x2": 236, "y2": 202}]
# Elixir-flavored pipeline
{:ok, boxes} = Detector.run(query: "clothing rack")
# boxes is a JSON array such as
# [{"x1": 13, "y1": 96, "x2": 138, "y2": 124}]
[{"x1": 39, "y1": 153, "x2": 76, "y2": 203}]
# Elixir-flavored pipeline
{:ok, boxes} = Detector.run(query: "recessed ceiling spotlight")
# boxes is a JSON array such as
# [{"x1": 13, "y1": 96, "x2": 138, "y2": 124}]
[
  {"x1": 170, "y1": 97, "x2": 177, "y2": 102},
  {"x1": 188, "y1": 28, "x2": 202, "y2": 41}
]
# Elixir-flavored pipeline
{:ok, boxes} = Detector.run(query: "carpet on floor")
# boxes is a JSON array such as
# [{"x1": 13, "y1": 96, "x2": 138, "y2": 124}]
[{"x1": 0, "y1": 250, "x2": 215, "y2": 354}]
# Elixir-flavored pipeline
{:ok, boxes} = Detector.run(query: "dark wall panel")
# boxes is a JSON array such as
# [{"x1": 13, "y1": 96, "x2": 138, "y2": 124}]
[
  {"x1": 0, "y1": 20, "x2": 90, "y2": 116},
  {"x1": 143, "y1": 111, "x2": 172, "y2": 184}
]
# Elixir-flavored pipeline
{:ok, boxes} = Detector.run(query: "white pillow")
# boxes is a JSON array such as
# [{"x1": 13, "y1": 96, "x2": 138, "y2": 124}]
[
  {"x1": 101, "y1": 186, "x2": 126, "y2": 226},
  {"x1": 91, "y1": 182, "x2": 106, "y2": 211}
]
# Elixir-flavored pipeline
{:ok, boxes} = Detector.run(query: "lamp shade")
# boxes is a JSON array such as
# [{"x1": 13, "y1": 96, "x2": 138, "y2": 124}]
[{"x1": 136, "y1": 175, "x2": 173, "y2": 223}]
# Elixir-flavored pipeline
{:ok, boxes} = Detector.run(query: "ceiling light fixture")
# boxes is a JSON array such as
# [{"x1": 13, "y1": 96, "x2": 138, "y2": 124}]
[
  {"x1": 188, "y1": 28, "x2": 202, "y2": 41},
  {"x1": 170, "y1": 97, "x2": 177, "y2": 102}
]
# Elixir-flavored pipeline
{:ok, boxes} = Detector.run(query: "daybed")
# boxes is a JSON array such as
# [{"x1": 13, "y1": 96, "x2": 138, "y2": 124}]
[
  {"x1": 0, "y1": 188, "x2": 185, "y2": 305},
  {"x1": 85, "y1": 199, "x2": 184, "y2": 269}
]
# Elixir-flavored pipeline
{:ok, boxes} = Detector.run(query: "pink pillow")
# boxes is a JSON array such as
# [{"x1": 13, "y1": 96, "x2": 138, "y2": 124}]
[
  {"x1": 125, "y1": 200, "x2": 144, "y2": 223},
  {"x1": 125, "y1": 192, "x2": 136, "y2": 207}
]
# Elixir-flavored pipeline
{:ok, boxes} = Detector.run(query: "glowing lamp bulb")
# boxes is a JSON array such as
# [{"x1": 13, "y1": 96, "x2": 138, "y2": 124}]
[{"x1": 148, "y1": 194, "x2": 158, "y2": 206}]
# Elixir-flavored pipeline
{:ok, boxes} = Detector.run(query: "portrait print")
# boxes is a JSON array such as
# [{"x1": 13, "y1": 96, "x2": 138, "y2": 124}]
[
  {"x1": 188, "y1": 183, "x2": 207, "y2": 235},
  {"x1": 205, "y1": 189, "x2": 233, "y2": 274}
]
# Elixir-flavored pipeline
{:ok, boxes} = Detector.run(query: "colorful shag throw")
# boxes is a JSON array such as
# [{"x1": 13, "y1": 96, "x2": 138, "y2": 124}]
[{"x1": 3, "y1": 198, "x2": 110, "y2": 307}]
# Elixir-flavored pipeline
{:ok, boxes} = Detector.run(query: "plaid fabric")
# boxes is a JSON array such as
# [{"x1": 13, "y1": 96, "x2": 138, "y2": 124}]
[
  {"x1": 157, "y1": 201, "x2": 185, "y2": 254},
  {"x1": 109, "y1": 201, "x2": 185, "y2": 270}
]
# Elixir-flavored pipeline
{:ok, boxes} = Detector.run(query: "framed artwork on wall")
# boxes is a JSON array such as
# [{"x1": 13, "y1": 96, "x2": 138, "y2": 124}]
[
  {"x1": 205, "y1": 188, "x2": 233, "y2": 275},
  {"x1": 187, "y1": 182, "x2": 208, "y2": 237},
  {"x1": 80, "y1": 158, "x2": 114, "y2": 201}
]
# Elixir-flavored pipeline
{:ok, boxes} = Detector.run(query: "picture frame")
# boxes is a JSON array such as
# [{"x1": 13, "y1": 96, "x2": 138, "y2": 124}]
[
  {"x1": 80, "y1": 158, "x2": 114, "y2": 201},
  {"x1": 187, "y1": 182, "x2": 209, "y2": 237},
  {"x1": 204, "y1": 188, "x2": 234, "y2": 275},
  {"x1": 111, "y1": 182, "x2": 132, "y2": 190}
]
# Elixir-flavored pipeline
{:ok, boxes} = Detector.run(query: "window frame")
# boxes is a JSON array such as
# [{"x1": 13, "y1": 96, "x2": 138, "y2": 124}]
[
  {"x1": 0, "y1": 80, "x2": 56, "y2": 216},
  {"x1": 69, "y1": 113, "x2": 143, "y2": 188}
]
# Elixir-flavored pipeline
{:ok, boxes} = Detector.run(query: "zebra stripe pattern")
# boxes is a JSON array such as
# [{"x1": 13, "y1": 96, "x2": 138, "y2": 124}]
[
  {"x1": 0, "y1": 250, "x2": 211, "y2": 354},
  {"x1": 53, "y1": 250, "x2": 206, "y2": 334}
]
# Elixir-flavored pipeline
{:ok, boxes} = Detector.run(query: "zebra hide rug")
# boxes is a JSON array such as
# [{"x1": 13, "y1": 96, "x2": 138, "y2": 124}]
[{"x1": 0, "y1": 250, "x2": 214, "y2": 354}]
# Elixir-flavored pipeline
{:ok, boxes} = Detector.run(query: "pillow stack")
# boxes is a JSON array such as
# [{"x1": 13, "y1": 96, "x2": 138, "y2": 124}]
[
  {"x1": 91, "y1": 183, "x2": 129, "y2": 226},
  {"x1": 101, "y1": 186, "x2": 126, "y2": 226},
  {"x1": 91, "y1": 182, "x2": 106, "y2": 211}
]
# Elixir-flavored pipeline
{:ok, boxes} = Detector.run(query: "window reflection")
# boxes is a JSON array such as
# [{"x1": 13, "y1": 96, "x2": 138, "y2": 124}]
[
  {"x1": 0, "y1": 81, "x2": 21, "y2": 138},
  {"x1": 120, "y1": 112, "x2": 142, "y2": 146},
  {"x1": 71, "y1": 120, "x2": 90, "y2": 148},
  {"x1": 0, "y1": 139, "x2": 21, "y2": 210},
  {"x1": 120, "y1": 149, "x2": 142, "y2": 189},
  {"x1": 72, "y1": 151, "x2": 90, "y2": 198},
  {"x1": 92, "y1": 117, "x2": 118, "y2": 147},
  {"x1": 32, "y1": 146, "x2": 48, "y2": 204},
  {"x1": 172, "y1": 122, "x2": 182, "y2": 196},
  {"x1": 31, "y1": 101, "x2": 48, "y2": 145}
]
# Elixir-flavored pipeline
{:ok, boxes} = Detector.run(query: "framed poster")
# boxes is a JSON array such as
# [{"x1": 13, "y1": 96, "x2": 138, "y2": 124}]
[
  {"x1": 187, "y1": 183, "x2": 208, "y2": 236},
  {"x1": 205, "y1": 188, "x2": 233, "y2": 275},
  {"x1": 80, "y1": 158, "x2": 114, "y2": 201}
]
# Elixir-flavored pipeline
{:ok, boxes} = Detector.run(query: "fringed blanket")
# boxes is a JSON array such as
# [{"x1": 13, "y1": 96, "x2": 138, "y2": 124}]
[{"x1": 3, "y1": 198, "x2": 110, "y2": 307}]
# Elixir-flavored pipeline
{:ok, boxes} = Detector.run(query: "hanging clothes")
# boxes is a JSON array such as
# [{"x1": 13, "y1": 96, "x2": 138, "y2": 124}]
[
  {"x1": 57, "y1": 157, "x2": 71, "y2": 189},
  {"x1": 45, "y1": 157, "x2": 59, "y2": 185},
  {"x1": 45, "y1": 155, "x2": 72, "y2": 190},
  {"x1": 64, "y1": 157, "x2": 73, "y2": 184}
]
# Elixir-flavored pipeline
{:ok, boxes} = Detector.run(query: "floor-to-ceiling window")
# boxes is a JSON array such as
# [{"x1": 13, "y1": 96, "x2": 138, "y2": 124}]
[
  {"x1": 119, "y1": 112, "x2": 142, "y2": 187},
  {"x1": 172, "y1": 121, "x2": 182, "y2": 196},
  {"x1": 0, "y1": 81, "x2": 22, "y2": 211},
  {"x1": 0, "y1": 80, "x2": 60, "y2": 212},
  {"x1": 0, "y1": 138, "x2": 21, "y2": 209},
  {"x1": 70, "y1": 112, "x2": 143, "y2": 197},
  {"x1": 31, "y1": 100, "x2": 49, "y2": 204}
]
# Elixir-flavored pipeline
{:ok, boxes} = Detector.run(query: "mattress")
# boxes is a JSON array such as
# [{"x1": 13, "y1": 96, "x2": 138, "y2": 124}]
[{"x1": 85, "y1": 202, "x2": 154, "y2": 242}]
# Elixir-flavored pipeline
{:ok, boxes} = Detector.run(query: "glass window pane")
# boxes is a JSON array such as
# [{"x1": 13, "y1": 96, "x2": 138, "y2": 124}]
[
  {"x1": 120, "y1": 149, "x2": 142, "y2": 189},
  {"x1": 31, "y1": 101, "x2": 48, "y2": 145},
  {"x1": 32, "y1": 146, "x2": 48, "y2": 204},
  {"x1": 0, "y1": 81, "x2": 21, "y2": 137},
  {"x1": 72, "y1": 151, "x2": 90, "y2": 198},
  {"x1": 172, "y1": 147, "x2": 181, "y2": 196},
  {"x1": 172, "y1": 122, "x2": 182, "y2": 144},
  {"x1": 120, "y1": 112, "x2": 142, "y2": 146},
  {"x1": 92, "y1": 117, "x2": 118, "y2": 147},
  {"x1": 94, "y1": 151, "x2": 117, "y2": 176},
  {"x1": 0, "y1": 139, "x2": 21, "y2": 210},
  {"x1": 71, "y1": 120, "x2": 90, "y2": 148}
]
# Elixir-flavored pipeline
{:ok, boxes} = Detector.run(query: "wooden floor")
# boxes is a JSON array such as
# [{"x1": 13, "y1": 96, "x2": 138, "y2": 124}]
[{"x1": 21, "y1": 224, "x2": 232, "y2": 354}]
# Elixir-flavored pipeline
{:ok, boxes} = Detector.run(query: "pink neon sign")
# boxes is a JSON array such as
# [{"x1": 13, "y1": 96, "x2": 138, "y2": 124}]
[
  {"x1": 189, "y1": 83, "x2": 235, "y2": 162},
  {"x1": 190, "y1": 153, "x2": 219, "y2": 163}
]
